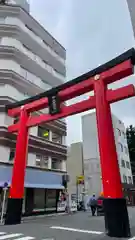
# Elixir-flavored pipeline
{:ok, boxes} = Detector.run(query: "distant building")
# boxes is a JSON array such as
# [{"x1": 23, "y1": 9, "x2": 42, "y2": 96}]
[
  {"x1": 67, "y1": 142, "x2": 84, "y2": 202},
  {"x1": 81, "y1": 112, "x2": 134, "y2": 204}
]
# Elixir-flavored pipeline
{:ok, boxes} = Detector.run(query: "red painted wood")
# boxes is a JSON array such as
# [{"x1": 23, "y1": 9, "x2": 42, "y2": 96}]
[{"x1": 9, "y1": 109, "x2": 29, "y2": 198}]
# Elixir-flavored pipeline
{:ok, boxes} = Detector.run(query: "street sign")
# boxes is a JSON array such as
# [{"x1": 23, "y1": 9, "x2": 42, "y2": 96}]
[
  {"x1": 48, "y1": 93, "x2": 61, "y2": 115},
  {"x1": 3, "y1": 182, "x2": 8, "y2": 189},
  {"x1": 76, "y1": 175, "x2": 84, "y2": 184}
]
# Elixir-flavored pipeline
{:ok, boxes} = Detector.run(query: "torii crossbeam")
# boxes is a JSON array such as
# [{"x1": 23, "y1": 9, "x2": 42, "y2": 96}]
[{"x1": 5, "y1": 48, "x2": 135, "y2": 238}]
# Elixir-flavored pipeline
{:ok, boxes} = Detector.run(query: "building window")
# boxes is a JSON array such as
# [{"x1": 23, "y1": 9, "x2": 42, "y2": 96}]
[
  {"x1": 123, "y1": 174, "x2": 127, "y2": 183},
  {"x1": 117, "y1": 128, "x2": 121, "y2": 136},
  {"x1": 36, "y1": 155, "x2": 41, "y2": 167},
  {"x1": 42, "y1": 156, "x2": 48, "y2": 168},
  {"x1": 121, "y1": 159, "x2": 125, "y2": 168},
  {"x1": 128, "y1": 176, "x2": 132, "y2": 184},
  {"x1": 124, "y1": 146, "x2": 128, "y2": 155},
  {"x1": 126, "y1": 161, "x2": 130, "y2": 169},
  {"x1": 52, "y1": 132, "x2": 62, "y2": 144},
  {"x1": 9, "y1": 149, "x2": 15, "y2": 161},
  {"x1": 52, "y1": 158, "x2": 61, "y2": 170},
  {"x1": 118, "y1": 143, "x2": 123, "y2": 152},
  {"x1": 36, "y1": 155, "x2": 48, "y2": 168},
  {"x1": 122, "y1": 131, "x2": 126, "y2": 139},
  {"x1": 38, "y1": 126, "x2": 49, "y2": 140}
]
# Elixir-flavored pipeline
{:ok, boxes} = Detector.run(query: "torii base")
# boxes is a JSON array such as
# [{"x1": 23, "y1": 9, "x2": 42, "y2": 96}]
[
  {"x1": 5, "y1": 198, "x2": 23, "y2": 225},
  {"x1": 104, "y1": 198, "x2": 131, "y2": 238}
]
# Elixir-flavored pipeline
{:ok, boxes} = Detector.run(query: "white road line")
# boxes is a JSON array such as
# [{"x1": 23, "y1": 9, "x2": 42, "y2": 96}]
[
  {"x1": 129, "y1": 237, "x2": 135, "y2": 240},
  {"x1": 15, "y1": 237, "x2": 35, "y2": 240},
  {"x1": 0, "y1": 233, "x2": 23, "y2": 239},
  {"x1": 50, "y1": 226, "x2": 103, "y2": 235}
]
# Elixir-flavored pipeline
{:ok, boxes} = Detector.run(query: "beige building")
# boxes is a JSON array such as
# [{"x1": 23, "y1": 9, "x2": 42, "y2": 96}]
[{"x1": 67, "y1": 142, "x2": 84, "y2": 201}]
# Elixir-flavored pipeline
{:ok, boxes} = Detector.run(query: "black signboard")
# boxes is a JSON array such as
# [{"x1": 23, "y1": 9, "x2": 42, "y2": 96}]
[{"x1": 48, "y1": 94, "x2": 61, "y2": 115}]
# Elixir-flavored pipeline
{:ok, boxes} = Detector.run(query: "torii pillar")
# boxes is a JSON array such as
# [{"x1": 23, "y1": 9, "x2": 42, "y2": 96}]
[{"x1": 94, "y1": 74, "x2": 130, "y2": 237}]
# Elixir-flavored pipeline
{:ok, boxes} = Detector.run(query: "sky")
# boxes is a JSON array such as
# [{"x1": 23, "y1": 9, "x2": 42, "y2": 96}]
[{"x1": 29, "y1": 0, "x2": 135, "y2": 145}]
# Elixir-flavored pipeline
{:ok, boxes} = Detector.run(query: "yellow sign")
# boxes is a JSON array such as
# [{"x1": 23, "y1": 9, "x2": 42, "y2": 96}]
[
  {"x1": 43, "y1": 131, "x2": 49, "y2": 137},
  {"x1": 77, "y1": 175, "x2": 84, "y2": 181},
  {"x1": 76, "y1": 175, "x2": 84, "y2": 184}
]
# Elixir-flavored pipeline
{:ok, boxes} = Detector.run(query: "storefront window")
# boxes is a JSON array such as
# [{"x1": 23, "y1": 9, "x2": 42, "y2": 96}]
[
  {"x1": 45, "y1": 189, "x2": 57, "y2": 212},
  {"x1": 33, "y1": 189, "x2": 45, "y2": 211}
]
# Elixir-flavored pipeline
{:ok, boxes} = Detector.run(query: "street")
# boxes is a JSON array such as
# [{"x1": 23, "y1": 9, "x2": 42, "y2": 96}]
[{"x1": 0, "y1": 208, "x2": 135, "y2": 240}]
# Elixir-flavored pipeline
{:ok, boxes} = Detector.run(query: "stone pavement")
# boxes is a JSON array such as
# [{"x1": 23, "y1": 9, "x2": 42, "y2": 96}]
[{"x1": 0, "y1": 208, "x2": 135, "y2": 239}]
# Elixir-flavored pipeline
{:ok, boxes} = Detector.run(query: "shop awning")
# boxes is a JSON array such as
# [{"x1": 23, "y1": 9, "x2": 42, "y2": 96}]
[
  {"x1": 0, "y1": 165, "x2": 64, "y2": 189},
  {"x1": 24, "y1": 183, "x2": 64, "y2": 189}
]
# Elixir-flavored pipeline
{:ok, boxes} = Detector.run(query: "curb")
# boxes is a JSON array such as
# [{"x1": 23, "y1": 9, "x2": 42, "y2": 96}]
[{"x1": 21, "y1": 212, "x2": 69, "y2": 223}]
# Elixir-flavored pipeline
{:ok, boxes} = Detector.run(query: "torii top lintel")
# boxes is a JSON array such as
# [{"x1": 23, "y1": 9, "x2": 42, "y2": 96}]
[{"x1": 6, "y1": 48, "x2": 135, "y2": 132}]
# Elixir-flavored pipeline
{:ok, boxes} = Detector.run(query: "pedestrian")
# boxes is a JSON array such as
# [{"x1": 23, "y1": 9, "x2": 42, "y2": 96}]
[{"x1": 88, "y1": 194, "x2": 97, "y2": 216}]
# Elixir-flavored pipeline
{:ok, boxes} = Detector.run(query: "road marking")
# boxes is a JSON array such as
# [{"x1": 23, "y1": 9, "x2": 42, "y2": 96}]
[
  {"x1": 16, "y1": 237, "x2": 35, "y2": 240},
  {"x1": 51, "y1": 226, "x2": 103, "y2": 235},
  {"x1": 0, "y1": 233, "x2": 23, "y2": 239}
]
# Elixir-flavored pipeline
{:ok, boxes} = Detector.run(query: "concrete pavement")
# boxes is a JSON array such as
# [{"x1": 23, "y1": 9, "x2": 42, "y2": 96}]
[{"x1": 0, "y1": 208, "x2": 135, "y2": 239}]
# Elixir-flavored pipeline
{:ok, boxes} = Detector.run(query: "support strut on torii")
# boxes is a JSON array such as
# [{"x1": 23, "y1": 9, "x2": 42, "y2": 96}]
[{"x1": 4, "y1": 48, "x2": 135, "y2": 238}]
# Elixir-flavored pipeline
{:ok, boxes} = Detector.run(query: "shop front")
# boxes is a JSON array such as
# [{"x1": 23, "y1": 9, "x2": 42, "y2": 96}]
[{"x1": 0, "y1": 164, "x2": 64, "y2": 216}]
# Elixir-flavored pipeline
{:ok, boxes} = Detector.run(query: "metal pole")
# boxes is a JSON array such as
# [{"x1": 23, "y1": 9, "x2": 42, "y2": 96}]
[
  {"x1": 76, "y1": 179, "x2": 78, "y2": 207},
  {"x1": 1, "y1": 188, "x2": 7, "y2": 224}
]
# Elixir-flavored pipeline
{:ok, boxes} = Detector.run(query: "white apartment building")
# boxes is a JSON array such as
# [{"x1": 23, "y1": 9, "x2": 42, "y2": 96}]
[
  {"x1": 0, "y1": 0, "x2": 67, "y2": 215},
  {"x1": 81, "y1": 112, "x2": 133, "y2": 197}
]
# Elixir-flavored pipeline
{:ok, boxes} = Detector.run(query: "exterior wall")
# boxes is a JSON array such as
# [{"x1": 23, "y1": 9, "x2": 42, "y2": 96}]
[
  {"x1": 67, "y1": 142, "x2": 83, "y2": 197},
  {"x1": 81, "y1": 112, "x2": 133, "y2": 197},
  {"x1": 112, "y1": 115, "x2": 133, "y2": 184},
  {"x1": 0, "y1": 146, "x2": 10, "y2": 163},
  {"x1": 82, "y1": 113, "x2": 102, "y2": 197}
]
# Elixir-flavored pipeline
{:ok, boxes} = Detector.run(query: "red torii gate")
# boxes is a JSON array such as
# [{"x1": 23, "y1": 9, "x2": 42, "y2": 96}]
[{"x1": 5, "y1": 48, "x2": 135, "y2": 238}]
